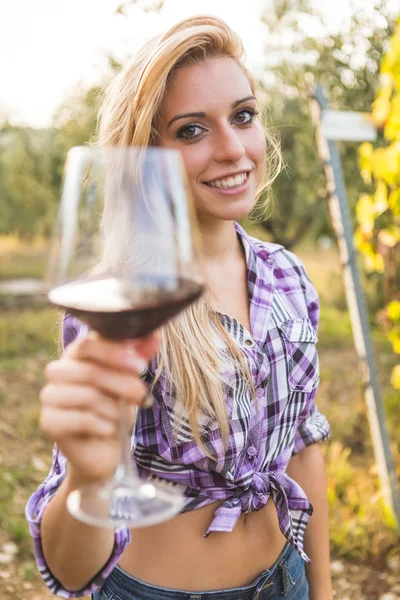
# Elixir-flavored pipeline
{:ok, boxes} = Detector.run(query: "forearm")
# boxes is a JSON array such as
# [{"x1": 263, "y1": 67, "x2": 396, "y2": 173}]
[
  {"x1": 286, "y1": 444, "x2": 333, "y2": 600},
  {"x1": 41, "y1": 472, "x2": 115, "y2": 592}
]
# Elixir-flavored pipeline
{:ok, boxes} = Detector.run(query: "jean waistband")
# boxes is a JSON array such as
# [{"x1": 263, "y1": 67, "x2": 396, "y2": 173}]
[{"x1": 104, "y1": 541, "x2": 294, "y2": 600}]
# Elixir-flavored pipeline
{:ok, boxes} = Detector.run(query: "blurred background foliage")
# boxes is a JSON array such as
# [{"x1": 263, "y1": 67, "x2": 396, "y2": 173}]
[
  {"x1": 0, "y1": 0, "x2": 399, "y2": 581},
  {"x1": 354, "y1": 19, "x2": 400, "y2": 391}
]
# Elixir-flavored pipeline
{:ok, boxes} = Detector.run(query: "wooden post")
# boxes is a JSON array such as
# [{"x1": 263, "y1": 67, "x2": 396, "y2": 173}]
[{"x1": 309, "y1": 84, "x2": 400, "y2": 527}]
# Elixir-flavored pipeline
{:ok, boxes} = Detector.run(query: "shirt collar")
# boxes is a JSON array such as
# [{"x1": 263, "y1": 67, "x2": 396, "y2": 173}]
[
  {"x1": 234, "y1": 222, "x2": 283, "y2": 263},
  {"x1": 233, "y1": 222, "x2": 281, "y2": 344}
]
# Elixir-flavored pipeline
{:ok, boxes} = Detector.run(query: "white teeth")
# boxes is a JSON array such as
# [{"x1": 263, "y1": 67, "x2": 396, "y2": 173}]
[{"x1": 208, "y1": 172, "x2": 247, "y2": 188}]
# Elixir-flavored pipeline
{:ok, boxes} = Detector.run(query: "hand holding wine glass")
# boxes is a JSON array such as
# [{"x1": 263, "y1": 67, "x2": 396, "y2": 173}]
[
  {"x1": 43, "y1": 146, "x2": 204, "y2": 529},
  {"x1": 40, "y1": 332, "x2": 160, "y2": 484}
]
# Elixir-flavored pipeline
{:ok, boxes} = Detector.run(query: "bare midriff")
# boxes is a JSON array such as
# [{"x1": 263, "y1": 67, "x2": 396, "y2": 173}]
[{"x1": 118, "y1": 498, "x2": 287, "y2": 591}]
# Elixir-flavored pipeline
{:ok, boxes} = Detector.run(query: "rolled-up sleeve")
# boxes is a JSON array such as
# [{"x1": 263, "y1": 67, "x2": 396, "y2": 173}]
[
  {"x1": 25, "y1": 314, "x2": 131, "y2": 597},
  {"x1": 292, "y1": 395, "x2": 331, "y2": 455}
]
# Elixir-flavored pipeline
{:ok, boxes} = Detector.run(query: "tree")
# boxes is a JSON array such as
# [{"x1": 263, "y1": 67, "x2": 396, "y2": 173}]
[
  {"x1": 0, "y1": 125, "x2": 58, "y2": 239},
  {"x1": 255, "y1": 0, "x2": 397, "y2": 248},
  {"x1": 0, "y1": 83, "x2": 108, "y2": 240},
  {"x1": 355, "y1": 17, "x2": 400, "y2": 390}
]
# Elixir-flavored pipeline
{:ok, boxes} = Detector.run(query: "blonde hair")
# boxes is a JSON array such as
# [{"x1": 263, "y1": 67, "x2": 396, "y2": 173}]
[{"x1": 96, "y1": 15, "x2": 283, "y2": 454}]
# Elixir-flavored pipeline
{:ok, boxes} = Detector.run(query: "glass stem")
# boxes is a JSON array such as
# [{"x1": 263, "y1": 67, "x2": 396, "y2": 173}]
[{"x1": 116, "y1": 397, "x2": 137, "y2": 481}]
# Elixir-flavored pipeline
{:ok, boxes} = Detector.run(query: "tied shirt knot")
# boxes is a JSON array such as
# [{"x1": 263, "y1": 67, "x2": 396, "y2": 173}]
[{"x1": 204, "y1": 469, "x2": 313, "y2": 562}]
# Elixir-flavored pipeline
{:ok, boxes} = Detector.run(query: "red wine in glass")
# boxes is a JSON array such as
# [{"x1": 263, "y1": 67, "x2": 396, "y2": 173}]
[{"x1": 49, "y1": 275, "x2": 204, "y2": 340}]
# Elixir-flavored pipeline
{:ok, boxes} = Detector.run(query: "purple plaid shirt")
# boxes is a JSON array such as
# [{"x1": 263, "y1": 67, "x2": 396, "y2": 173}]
[{"x1": 25, "y1": 223, "x2": 330, "y2": 597}]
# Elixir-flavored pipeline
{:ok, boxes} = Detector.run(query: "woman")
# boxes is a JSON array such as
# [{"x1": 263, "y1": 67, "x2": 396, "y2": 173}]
[{"x1": 26, "y1": 15, "x2": 333, "y2": 600}]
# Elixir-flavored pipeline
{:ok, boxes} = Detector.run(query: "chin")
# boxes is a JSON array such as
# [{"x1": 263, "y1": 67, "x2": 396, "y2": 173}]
[
  {"x1": 196, "y1": 196, "x2": 257, "y2": 223},
  {"x1": 218, "y1": 199, "x2": 256, "y2": 222}
]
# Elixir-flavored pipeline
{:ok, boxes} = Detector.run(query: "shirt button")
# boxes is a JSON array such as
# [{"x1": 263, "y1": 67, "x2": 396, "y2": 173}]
[
  {"x1": 256, "y1": 388, "x2": 264, "y2": 399},
  {"x1": 244, "y1": 338, "x2": 255, "y2": 347},
  {"x1": 247, "y1": 445, "x2": 257, "y2": 457}
]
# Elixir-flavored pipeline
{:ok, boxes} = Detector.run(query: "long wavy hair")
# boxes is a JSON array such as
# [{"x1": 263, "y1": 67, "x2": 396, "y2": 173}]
[{"x1": 96, "y1": 15, "x2": 283, "y2": 454}]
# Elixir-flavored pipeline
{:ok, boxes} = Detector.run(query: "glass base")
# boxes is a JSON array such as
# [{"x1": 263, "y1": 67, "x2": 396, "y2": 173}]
[{"x1": 66, "y1": 476, "x2": 185, "y2": 528}]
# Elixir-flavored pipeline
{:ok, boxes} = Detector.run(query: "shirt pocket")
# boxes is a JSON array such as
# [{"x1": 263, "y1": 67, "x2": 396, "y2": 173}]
[{"x1": 277, "y1": 318, "x2": 320, "y2": 394}]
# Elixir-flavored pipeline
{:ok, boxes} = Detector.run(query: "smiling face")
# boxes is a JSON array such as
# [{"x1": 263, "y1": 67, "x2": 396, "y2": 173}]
[{"x1": 157, "y1": 57, "x2": 266, "y2": 224}]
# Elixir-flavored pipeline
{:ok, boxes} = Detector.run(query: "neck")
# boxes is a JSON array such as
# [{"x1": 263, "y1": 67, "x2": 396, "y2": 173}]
[{"x1": 198, "y1": 218, "x2": 242, "y2": 265}]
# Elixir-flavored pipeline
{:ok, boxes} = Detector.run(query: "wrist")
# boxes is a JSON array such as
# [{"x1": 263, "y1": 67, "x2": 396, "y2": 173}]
[{"x1": 65, "y1": 468, "x2": 111, "y2": 490}]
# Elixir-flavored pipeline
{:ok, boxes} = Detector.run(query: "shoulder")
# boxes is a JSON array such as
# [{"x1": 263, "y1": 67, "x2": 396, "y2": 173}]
[
  {"x1": 272, "y1": 247, "x2": 311, "y2": 284},
  {"x1": 249, "y1": 235, "x2": 309, "y2": 280},
  {"x1": 250, "y1": 237, "x2": 320, "y2": 329}
]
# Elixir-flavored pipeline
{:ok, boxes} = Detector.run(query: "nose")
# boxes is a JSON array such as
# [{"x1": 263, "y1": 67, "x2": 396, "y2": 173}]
[{"x1": 213, "y1": 124, "x2": 245, "y2": 163}]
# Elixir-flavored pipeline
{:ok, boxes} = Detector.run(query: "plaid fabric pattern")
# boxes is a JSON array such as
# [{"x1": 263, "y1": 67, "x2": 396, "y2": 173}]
[{"x1": 25, "y1": 223, "x2": 330, "y2": 597}]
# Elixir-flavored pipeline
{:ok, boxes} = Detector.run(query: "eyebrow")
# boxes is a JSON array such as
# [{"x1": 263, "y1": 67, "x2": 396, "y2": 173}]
[{"x1": 167, "y1": 95, "x2": 257, "y2": 128}]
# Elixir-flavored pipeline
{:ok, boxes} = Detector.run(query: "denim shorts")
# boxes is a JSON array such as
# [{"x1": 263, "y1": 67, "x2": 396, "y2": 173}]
[{"x1": 92, "y1": 542, "x2": 309, "y2": 600}]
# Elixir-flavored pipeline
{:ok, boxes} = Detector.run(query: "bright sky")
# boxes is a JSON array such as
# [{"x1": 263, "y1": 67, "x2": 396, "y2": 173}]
[{"x1": 0, "y1": 0, "x2": 396, "y2": 128}]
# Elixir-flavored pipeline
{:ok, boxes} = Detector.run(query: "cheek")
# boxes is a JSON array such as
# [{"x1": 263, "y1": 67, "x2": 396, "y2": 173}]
[
  {"x1": 179, "y1": 146, "x2": 208, "y2": 182},
  {"x1": 248, "y1": 128, "x2": 267, "y2": 184},
  {"x1": 250, "y1": 126, "x2": 267, "y2": 161}
]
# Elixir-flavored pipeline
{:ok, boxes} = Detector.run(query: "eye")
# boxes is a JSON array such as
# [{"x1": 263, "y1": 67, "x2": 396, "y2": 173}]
[
  {"x1": 234, "y1": 108, "x2": 258, "y2": 125},
  {"x1": 176, "y1": 123, "x2": 205, "y2": 140}
]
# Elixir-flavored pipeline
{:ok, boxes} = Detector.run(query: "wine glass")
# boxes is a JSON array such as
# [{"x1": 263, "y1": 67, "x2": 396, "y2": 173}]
[{"x1": 45, "y1": 146, "x2": 204, "y2": 528}]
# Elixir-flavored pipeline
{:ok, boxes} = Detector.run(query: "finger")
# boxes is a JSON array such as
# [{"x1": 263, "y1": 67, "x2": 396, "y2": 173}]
[
  {"x1": 40, "y1": 383, "x2": 121, "y2": 423},
  {"x1": 45, "y1": 359, "x2": 148, "y2": 406},
  {"x1": 40, "y1": 407, "x2": 117, "y2": 439},
  {"x1": 65, "y1": 335, "x2": 148, "y2": 375}
]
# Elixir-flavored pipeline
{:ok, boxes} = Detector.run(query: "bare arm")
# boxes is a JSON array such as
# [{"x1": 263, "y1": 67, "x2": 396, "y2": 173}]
[
  {"x1": 37, "y1": 333, "x2": 159, "y2": 592},
  {"x1": 41, "y1": 471, "x2": 115, "y2": 592},
  {"x1": 286, "y1": 443, "x2": 333, "y2": 600}
]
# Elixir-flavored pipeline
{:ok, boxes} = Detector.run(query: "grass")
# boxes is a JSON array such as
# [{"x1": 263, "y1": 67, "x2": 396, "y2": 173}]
[
  {"x1": 0, "y1": 306, "x2": 65, "y2": 598},
  {"x1": 318, "y1": 304, "x2": 353, "y2": 348},
  {"x1": 0, "y1": 237, "x2": 48, "y2": 280},
  {"x1": 0, "y1": 250, "x2": 47, "y2": 280},
  {"x1": 0, "y1": 306, "x2": 60, "y2": 369}
]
